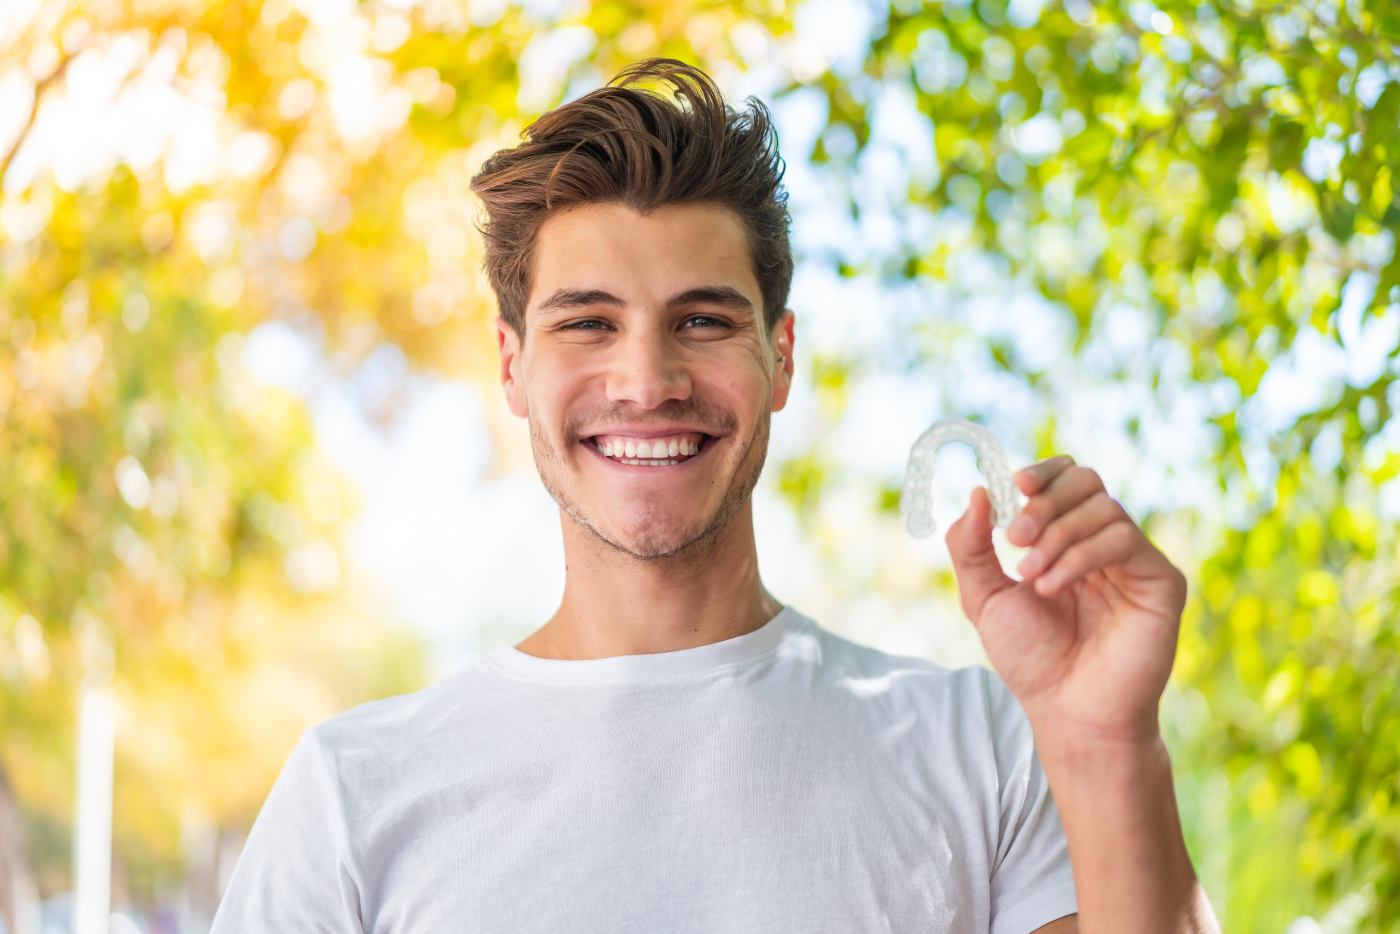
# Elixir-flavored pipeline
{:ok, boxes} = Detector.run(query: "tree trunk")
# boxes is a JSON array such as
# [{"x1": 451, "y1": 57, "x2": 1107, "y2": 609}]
[{"x1": 0, "y1": 764, "x2": 40, "y2": 934}]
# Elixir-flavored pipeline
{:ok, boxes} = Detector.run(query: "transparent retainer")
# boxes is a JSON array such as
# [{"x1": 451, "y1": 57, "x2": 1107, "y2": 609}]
[{"x1": 901, "y1": 419, "x2": 1025, "y2": 539}]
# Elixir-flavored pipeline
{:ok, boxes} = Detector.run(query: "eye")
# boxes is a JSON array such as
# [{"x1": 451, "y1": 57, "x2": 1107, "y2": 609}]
[
  {"x1": 683, "y1": 315, "x2": 730, "y2": 330},
  {"x1": 557, "y1": 316, "x2": 733, "y2": 330}
]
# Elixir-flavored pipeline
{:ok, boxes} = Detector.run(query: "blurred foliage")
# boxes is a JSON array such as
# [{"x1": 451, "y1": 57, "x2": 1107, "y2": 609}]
[
  {"x1": 794, "y1": 0, "x2": 1398, "y2": 927},
  {"x1": 0, "y1": 0, "x2": 796, "y2": 911},
  {"x1": 1, "y1": 0, "x2": 1397, "y2": 928}
]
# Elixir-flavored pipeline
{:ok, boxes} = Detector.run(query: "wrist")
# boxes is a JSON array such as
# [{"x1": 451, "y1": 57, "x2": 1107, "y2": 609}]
[
  {"x1": 1031, "y1": 721, "x2": 1212, "y2": 933},
  {"x1": 1027, "y1": 706, "x2": 1164, "y2": 767},
  {"x1": 1030, "y1": 717, "x2": 1174, "y2": 796}
]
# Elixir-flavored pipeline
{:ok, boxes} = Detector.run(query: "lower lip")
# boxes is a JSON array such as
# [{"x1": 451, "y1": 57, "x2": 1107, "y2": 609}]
[{"x1": 580, "y1": 437, "x2": 717, "y2": 473}]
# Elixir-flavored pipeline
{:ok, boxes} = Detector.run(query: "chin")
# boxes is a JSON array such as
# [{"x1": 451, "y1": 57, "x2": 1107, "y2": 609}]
[{"x1": 602, "y1": 511, "x2": 719, "y2": 560}]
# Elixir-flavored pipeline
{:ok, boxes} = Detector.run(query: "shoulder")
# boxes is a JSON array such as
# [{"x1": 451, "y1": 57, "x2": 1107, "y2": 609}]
[
  {"x1": 798, "y1": 612, "x2": 1009, "y2": 714},
  {"x1": 797, "y1": 613, "x2": 1032, "y2": 767},
  {"x1": 314, "y1": 658, "x2": 495, "y2": 740},
  {"x1": 296, "y1": 661, "x2": 497, "y2": 797}
]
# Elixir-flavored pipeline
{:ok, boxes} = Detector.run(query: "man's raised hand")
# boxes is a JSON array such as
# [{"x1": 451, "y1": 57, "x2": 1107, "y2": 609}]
[{"x1": 943, "y1": 456, "x2": 1188, "y2": 747}]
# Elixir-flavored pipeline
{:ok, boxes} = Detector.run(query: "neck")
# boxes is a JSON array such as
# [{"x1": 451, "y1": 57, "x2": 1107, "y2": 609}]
[{"x1": 518, "y1": 500, "x2": 783, "y2": 660}]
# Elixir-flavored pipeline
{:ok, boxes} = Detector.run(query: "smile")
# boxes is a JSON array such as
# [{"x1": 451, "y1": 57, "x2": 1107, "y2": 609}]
[
  {"x1": 576, "y1": 434, "x2": 716, "y2": 470},
  {"x1": 580, "y1": 433, "x2": 717, "y2": 470}
]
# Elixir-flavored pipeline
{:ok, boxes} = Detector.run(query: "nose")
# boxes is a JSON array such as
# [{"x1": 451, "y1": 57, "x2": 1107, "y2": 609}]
[{"x1": 604, "y1": 327, "x2": 693, "y2": 409}]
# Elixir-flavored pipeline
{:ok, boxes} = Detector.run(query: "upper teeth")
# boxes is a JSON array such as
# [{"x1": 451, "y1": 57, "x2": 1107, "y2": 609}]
[{"x1": 593, "y1": 433, "x2": 705, "y2": 459}]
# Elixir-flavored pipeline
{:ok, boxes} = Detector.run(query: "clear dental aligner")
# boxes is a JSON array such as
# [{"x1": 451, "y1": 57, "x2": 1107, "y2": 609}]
[{"x1": 901, "y1": 419, "x2": 1025, "y2": 539}]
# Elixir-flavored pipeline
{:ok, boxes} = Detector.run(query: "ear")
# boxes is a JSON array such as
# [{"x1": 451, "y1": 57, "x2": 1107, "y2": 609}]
[
  {"x1": 496, "y1": 318, "x2": 528, "y2": 419},
  {"x1": 769, "y1": 308, "x2": 796, "y2": 412}
]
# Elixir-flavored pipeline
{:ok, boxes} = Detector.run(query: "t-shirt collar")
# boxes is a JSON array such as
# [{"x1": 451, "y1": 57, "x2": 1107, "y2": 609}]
[{"x1": 482, "y1": 604, "x2": 803, "y2": 685}]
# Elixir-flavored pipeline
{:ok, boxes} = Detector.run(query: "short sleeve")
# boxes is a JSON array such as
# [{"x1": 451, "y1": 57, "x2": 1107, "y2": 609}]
[
  {"x1": 980, "y1": 669, "x2": 1078, "y2": 934},
  {"x1": 211, "y1": 727, "x2": 364, "y2": 933}
]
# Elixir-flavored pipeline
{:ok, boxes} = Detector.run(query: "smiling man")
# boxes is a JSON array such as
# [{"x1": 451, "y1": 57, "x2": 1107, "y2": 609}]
[
  {"x1": 502, "y1": 201, "x2": 787, "y2": 661},
  {"x1": 211, "y1": 59, "x2": 1219, "y2": 933}
]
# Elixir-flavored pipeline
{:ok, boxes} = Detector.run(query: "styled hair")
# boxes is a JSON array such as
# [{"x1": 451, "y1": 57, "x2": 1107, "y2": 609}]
[{"x1": 469, "y1": 58, "x2": 793, "y2": 340}]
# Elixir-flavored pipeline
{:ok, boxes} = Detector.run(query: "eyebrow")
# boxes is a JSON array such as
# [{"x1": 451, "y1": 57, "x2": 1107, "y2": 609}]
[{"x1": 535, "y1": 285, "x2": 755, "y2": 317}]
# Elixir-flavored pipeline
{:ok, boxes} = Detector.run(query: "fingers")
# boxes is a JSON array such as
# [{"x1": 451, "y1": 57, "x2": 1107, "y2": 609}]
[
  {"x1": 945, "y1": 486, "x2": 1015, "y2": 622},
  {"x1": 1008, "y1": 462, "x2": 1102, "y2": 547},
  {"x1": 1016, "y1": 490, "x2": 1126, "y2": 582},
  {"x1": 1025, "y1": 516, "x2": 1141, "y2": 596},
  {"x1": 1014, "y1": 454, "x2": 1075, "y2": 496}
]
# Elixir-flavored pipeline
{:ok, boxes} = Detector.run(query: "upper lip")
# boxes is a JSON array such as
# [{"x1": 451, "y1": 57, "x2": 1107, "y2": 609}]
[{"x1": 581, "y1": 425, "x2": 717, "y2": 439}]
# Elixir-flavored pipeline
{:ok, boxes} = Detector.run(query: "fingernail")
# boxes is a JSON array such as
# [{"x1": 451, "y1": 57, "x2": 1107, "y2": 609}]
[
  {"x1": 1018, "y1": 551, "x2": 1043, "y2": 577},
  {"x1": 1009, "y1": 514, "x2": 1035, "y2": 541}
]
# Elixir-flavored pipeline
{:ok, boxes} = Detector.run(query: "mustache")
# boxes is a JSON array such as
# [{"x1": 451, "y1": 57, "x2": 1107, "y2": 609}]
[{"x1": 564, "y1": 400, "x2": 738, "y2": 443}]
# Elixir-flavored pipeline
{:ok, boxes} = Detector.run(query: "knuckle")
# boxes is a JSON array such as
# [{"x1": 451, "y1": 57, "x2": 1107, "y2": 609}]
[
  {"x1": 1033, "y1": 455, "x2": 1072, "y2": 483},
  {"x1": 1107, "y1": 519, "x2": 1137, "y2": 547},
  {"x1": 1023, "y1": 498, "x2": 1049, "y2": 525},
  {"x1": 1089, "y1": 489, "x2": 1118, "y2": 516},
  {"x1": 1053, "y1": 540, "x2": 1085, "y2": 573},
  {"x1": 945, "y1": 520, "x2": 961, "y2": 544},
  {"x1": 1038, "y1": 519, "x2": 1068, "y2": 555}
]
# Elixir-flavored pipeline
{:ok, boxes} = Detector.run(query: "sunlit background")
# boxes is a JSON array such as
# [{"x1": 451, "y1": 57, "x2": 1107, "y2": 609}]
[{"x1": 1, "y1": 0, "x2": 1397, "y2": 930}]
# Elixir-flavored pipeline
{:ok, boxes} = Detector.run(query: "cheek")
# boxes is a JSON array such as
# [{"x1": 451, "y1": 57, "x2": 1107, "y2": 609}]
[
  {"x1": 733, "y1": 359, "x2": 774, "y2": 398},
  {"x1": 530, "y1": 371, "x2": 592, "y2": 435},
  {"x1": 706, "y1": 370, "x2": 769, "y2": 422}
]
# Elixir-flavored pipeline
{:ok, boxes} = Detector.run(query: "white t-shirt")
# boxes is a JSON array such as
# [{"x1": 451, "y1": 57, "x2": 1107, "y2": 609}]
[{"x1": 211, "y1": 605, "x2": 1077, "y2": 933}]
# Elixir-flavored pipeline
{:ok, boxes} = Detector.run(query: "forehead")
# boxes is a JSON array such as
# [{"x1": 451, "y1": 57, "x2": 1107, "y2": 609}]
[{"x1": 527, "y1": 201, "x2": 760, "y2": 313}]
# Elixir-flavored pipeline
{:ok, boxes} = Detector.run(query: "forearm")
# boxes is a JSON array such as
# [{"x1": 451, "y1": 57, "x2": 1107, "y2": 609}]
[{"x1": 1034, "y1": 726, "x2": 1220, "y2": 934}]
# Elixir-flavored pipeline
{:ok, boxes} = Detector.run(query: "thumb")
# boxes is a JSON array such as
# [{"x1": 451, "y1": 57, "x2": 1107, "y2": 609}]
[{"x1": 945, "y1": 486, "x2": 1015, "y2": 624}]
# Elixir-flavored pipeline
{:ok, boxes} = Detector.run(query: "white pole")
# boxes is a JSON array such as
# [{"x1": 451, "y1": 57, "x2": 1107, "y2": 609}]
[{"x1": 72, "y1": 673, "x2": 114, "y2": 934}]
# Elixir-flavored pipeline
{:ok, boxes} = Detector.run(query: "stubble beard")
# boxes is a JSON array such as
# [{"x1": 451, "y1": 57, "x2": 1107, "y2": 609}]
[{"x1": 530, "y1": 410, "x2": 770, "y2": 563}]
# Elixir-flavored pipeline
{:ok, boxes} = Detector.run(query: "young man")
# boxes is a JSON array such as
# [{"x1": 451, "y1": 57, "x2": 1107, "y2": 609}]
[{"x1": 212, "y1": 59, "x2": 1219, "y2": 933}]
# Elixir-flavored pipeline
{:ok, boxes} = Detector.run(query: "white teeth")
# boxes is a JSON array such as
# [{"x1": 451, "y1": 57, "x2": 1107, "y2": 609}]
[{"x1": 591, "y1": 435, "x2": 710, "y2": 463}]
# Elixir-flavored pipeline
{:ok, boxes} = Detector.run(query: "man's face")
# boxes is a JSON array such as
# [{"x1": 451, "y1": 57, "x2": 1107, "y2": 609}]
[{"x1": 496, "y1": 201, "x2": 795, "y2": 561}]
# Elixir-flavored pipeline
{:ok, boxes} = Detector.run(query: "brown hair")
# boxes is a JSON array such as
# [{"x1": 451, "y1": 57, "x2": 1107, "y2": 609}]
[{"x1": 469, "y1": 58, "x2": 793, "y2": 341}]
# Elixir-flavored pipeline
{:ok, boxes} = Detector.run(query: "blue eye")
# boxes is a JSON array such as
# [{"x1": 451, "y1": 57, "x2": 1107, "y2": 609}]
[
  {"x1": 684, "y1": 315, "x2": 729, "y2": 329},
  {"x1": 561, "y1": 319, "x2": 608, "y2": 330}
]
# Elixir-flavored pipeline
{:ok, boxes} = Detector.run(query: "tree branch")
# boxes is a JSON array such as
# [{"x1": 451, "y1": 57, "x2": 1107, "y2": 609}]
[{"x1": 0, "y1": 49, "x2": 78, "y2": 188}]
